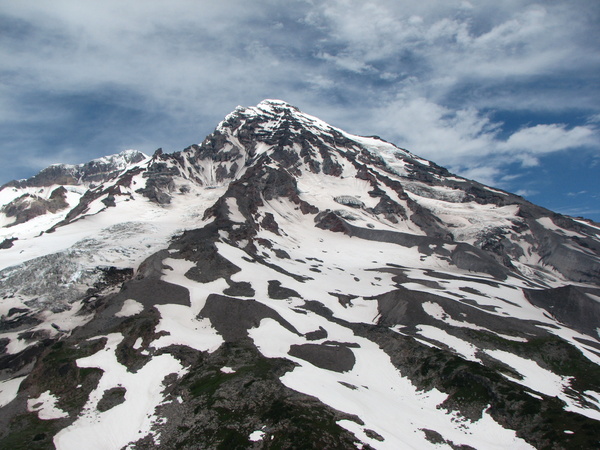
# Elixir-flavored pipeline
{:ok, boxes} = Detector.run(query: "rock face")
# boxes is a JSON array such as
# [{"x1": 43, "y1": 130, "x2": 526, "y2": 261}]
[
  {"x1": 1, "y1": 150, "x2": 147, "y2": 189},
  {"x1": 1, "y1": 187, "x2": 69, "y2": 226},
  {"x1": 0, "y1": 99, "x2": 600, "y2": 449}
]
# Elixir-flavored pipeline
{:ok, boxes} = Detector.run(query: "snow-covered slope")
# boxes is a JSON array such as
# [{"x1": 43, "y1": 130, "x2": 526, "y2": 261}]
[{"x1": 0, "y1": 100, "x2": 599, "y2": 449}]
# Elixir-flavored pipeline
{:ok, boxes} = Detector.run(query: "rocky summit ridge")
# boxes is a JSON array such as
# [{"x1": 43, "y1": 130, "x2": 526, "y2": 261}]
[{"x1": 0, "y1": 100, "x2": 599, "y2": 449}]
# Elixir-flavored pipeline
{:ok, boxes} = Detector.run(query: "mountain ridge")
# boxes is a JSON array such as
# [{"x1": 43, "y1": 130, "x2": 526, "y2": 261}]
[{"x1": 0, "y1": 100, "x2": 599, "y2": 449}]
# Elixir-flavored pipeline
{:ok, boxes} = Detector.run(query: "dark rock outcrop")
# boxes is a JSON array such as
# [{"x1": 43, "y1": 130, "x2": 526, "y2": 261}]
[
  {"x1": 524, "y1": 285, "x2": 600, "y2": 337},
  {"x1": 288, "y1": 343, "x2": 356, "y2": 372},
  {"x1": 200, "y1": 295, "x2": 300, "y2": 342}
]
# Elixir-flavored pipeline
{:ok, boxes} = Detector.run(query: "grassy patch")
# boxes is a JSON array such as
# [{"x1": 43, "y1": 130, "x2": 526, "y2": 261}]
[
  {"x1": 190, "y1": 371, "x2": 233, "y2": 399},
  {"x1": 18, "y1": 337, "x2": 105, "y2": 422},
  {"x1": 0, "y1": 414, "x2": 60, "y2": 450},
  {"x1": 174, "y1": 342, "x2": 361, "y2": 449}
]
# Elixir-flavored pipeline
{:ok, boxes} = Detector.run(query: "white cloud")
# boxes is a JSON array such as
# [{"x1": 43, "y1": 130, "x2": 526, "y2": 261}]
[
  {"x1": 317, "y1": 52, "x2": 375, "y2": 74},
  {"x1": 303, "y1": 0, "x2": 600, "y2": 108},
  {"x1": 458, "y1": 166, "x2": 504, "y2": 186},
  {"x1": 366, "y1": 96, "x2": 498, "y2": 160},
  {"x1": 515, "y1": 189, "x2": 538, "y2": 197},
  {"x1": 587, "y1": 114, "x2": 600, "y2": 124},
  {"x1": 0, "y1": 0, "x2": 316, "y2": 117},
  {"x1": 361, "y1": 94, "x2": 598, "y2": 186},
  {"x1": 1, "y1": 0, "x2": 597, "y2": 124},
  {"x1": 500, "y1": 124, "x2": 596, "y2": 154},
  {"x1": 567, "y1": 191, "x2": 588, "y2": 197}
]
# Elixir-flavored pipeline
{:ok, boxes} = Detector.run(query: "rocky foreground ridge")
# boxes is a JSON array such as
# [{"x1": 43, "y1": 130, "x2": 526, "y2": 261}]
[{"x1": 0, "y1": 100, "x2": 599, "y2": 449}]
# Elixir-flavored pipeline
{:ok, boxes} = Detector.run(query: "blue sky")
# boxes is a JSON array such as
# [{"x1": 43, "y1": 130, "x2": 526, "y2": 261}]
[{"x1": 1, "y1": 0, "x2": 599, "y2": 220}]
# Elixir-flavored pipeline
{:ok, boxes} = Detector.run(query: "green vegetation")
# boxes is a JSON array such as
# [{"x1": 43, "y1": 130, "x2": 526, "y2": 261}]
[
  {"x1": 0, "y1": 336, "x2": 106, "y2": 449},
  {"x1": 0, "y1": 415, "x2": 58, "y2": 450},
  {"x1": 173, "y1": 342, "x2": 361, "y2": 449}
]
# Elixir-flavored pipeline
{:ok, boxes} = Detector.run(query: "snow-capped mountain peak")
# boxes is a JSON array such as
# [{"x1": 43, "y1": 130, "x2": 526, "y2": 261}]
[{"x1": 0, "y1": 101, "x2": 599, "y2": 449}]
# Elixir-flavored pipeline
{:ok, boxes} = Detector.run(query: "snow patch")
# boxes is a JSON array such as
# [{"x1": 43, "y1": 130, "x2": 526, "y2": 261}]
[
  {"x1": 525, "y1": 391, "x2": 544, "y2": 400},
  {"x1": 226, "y1": 197, "x2": 246, "y2": 222},
  {"x1": 28, "y1": 390, "x2": 69, "y2": 420},
  {"x1": 152, "y1": 304, "x2": 223, "y2": 353},
  {"x1": 417, "y1": 325, "x2": 481, "y2": 362},
  {"x1": 482, "y1": 348, "x2": 600, "y2": 420},
  {"x1": 485, "y1": 350, "x2": 567, "y2": 397},
  {"x1": 422, "y1": 301, "x2": 481, "y2": 330},
  {"x1": 0, "y1": 376, "x2": 25, "y2": 408},
  {"x1": 54, "y1": 333, "x2": 187, "y2": 450},
  {"x1": 536, "y1": 217, "x2": 586, "y2": 238},
  {"x1": 115, "y1": 299, "x2": 143, "y2": 318},
  {"x1": 249, "y1": 430, "x2": 265, "y2": 442},
  {"x1": 422, "y1": 301, "x2": 528, "y2": 342},
  {"x1": 132, "y1": 337, "x2": 143, "y2": 350}
]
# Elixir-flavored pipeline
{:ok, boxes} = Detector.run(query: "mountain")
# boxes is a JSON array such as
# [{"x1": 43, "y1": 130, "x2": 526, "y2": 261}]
[{"x1": 0, "y1": 99, "x2": 599, "y2": 449}]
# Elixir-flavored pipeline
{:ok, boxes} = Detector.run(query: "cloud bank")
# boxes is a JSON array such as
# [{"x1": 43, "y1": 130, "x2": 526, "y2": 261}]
[{"x1": 1, "y1": 0, "x2": 598, "y2": 217}]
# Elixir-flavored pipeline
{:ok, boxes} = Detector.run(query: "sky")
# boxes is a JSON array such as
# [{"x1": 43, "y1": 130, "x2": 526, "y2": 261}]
[{"x1": 1, "y1": 0, "x2": 599, "y2": 220}]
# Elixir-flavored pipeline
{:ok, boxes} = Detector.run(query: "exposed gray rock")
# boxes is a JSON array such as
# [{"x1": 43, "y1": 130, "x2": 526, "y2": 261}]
[
  {"x1": 138, "y1": 342, "x2": 367, "y2": 449},
  {"x1": 97, "y1": 387, "x2": 126, "y2": 412},
  {"x1": 305, "y1": 327, "x2": 328, "y2": 340},
  {"x1": 372, "y1": 284, "x2": 547, "y2": 339},
  {"x1": 0, "y1": 237, "x2": 17, "y2": 249},
  {"x1": 169, "y1": 225, "x2": 242, "y2": 283},
  {"x1": 450, "y1": 243, "x2": 509, "y2": 280},
  {"x1": 267, "y1": 280, "x2": 301, "y2": 300},
  {"x1": 223, "y1": 280, "x2": 255, "y2": 297},
  {"x1": 200, "y1": 295, "x2": 300, "y2": 342},
  {"x1": 288, "y1": 343, "x2": 356, "y2": 373},
  {"x1": 115, "y1": 277, "x2": 190, "y2": 309},
  {"x1": 524, "y1": 285, "x2": 600, "y2": 337}
]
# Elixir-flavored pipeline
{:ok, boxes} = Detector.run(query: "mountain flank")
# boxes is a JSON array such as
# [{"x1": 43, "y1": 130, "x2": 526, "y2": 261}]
[{"x1": 0, "y1": 100, "x2": 599, "y2": 449}]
